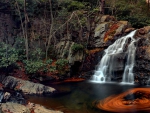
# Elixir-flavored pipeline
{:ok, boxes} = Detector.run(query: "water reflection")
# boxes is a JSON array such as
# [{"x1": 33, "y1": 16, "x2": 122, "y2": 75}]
[
  {"x1": 27, "y1": 81, "x2": 142, "y2": 113},
  {"x1": 96, "y1": 88, "x2": 150, "y2": 113}
]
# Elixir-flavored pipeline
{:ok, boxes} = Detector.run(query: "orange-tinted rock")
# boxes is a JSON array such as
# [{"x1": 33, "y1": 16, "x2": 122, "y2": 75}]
[
  {"x1": 101, "y1": 15, "x2": 116, "y2": 22},
  {"x1": 124, "y1": 28, "x2": 135, "y2": 33},
  {"x1": 138, "y1": 28, "x2": 146, "y2": 35},
  {"x1": 144, "y1": 26, "x2": 150, "y2": 33},
  {"x1": 134, "y1": 29, "x2": 147, "y2": 39}
]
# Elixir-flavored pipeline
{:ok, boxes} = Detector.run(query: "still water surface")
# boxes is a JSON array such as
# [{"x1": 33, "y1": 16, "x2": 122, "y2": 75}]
[{"x1": 27, "y1": 81, "x2": 147, "y2": 113}]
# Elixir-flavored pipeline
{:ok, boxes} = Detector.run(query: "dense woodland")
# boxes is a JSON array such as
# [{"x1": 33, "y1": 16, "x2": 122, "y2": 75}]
[{"x1": 0, "y1": 0, "x2": 150, "y2": 81}]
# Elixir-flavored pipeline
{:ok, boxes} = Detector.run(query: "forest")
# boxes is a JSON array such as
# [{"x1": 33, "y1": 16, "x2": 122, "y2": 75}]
[
  {"x1": 0, "y1": 0, "x2": 150, "y2": 112},
  {"x1": 0, "y1": 0, "x2": 149, "y2": 81}
]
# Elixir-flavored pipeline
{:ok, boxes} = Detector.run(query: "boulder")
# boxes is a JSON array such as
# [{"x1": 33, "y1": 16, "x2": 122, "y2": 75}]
[
  {"x1": 100, "y1": 15, "x2": 116, "y2": 23},
  {"x1": 2, "y1": 76, "x2": 56, "y2": 95},
  {"x1": 94, "y1": 22, "x2": 109, "y2": 37},
  {"x1": 27, "y1": 103, "x2": 63, "y2": 113},
  {"x1": 0, "y1": 102, "x2": 63, "y2": 113},
  {"x1": 93, "y1": 20, "x2": 131, "y2": 48},
  {"x1": 1, "y1": 102, "x2": 30, "y2": 113}
]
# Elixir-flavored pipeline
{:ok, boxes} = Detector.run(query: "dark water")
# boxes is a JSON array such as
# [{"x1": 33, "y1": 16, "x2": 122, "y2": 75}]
[{"x1": 27, "y1": 81, "x2": 145, "y2": 113}]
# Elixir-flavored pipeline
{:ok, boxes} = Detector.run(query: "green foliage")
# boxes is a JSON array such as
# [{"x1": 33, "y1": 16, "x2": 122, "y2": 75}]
[
  {"x1": 56, "y1": 59, "x2": 68, "y2": 67},
  {"x1": 71, "y1": 43, "x2": 84, "y2": 53},
  {"x1": 0, "y1": 43, "x2": 18, "y2": 68},
  {"x1": 14, "y1": 37, "x2": 26, "y2": 61},
  {"x1": 56, "y1": 59, "x2": 69, "y2": 75},
  {"x1": 29, "y1": 48, "x2": 44, "y2": 61},
  {"x1": 105, "y1": 0, "x2": 150, "y2": 28},
  {"x1": 67, "y1": 1, "x2": 85, "y2": 11},
  {"x1": 46, "y1": 59, "x2": 53, "y2": 65},
  {"x1": 24, "y1": 60, "x2": 45, "y2": 74},
  {"x1": 45, "y1": 59, "x2": 56, "y2": 72},
  {"x1": 23, "y1": 58, "x2": 56, "y2": 74}
]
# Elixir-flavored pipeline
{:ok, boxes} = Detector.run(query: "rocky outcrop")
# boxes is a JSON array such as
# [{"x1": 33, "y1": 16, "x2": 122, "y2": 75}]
[
  {"x1": 85, "y1": 15, "x2": 150, "y2": 84},
  {"x1": 92, "y1": 15, "x2": 132, "y2": 48},
  {"x1": 0, "y1": 102, "x2": 63, "y2": 113},
  {"x1": 2, "y1": 76, "x2": 56, "y2": 95},
  {"x1": 134, "y1": 26, "x2": 150, "y2": 85},
  {"x1": 56, "y1": 40, "x2": 84, "y2": 65}
]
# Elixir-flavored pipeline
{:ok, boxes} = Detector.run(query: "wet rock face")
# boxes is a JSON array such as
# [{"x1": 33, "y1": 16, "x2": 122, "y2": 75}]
[
  {"x1": 0, "y1": 91, "x2": 26, "y2": 104},
  {"x1": 134, "y1": 27, "x2": 150, "y2": 85},
  {"x1": 2, "y1": 76, "x2": 56, "y2": 95}
]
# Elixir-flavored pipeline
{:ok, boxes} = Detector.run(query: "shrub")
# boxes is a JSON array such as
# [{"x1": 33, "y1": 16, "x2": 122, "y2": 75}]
[
  {"x1": 71, "y1": 43, "x2": 84, "y2": 53},
  {"x1": 56, "y1": 59, "x2": 69, "y2": 75},
  {"x1": 67, "y1": 1, "x2": 85, "y2": 11},
  {"x1": 45, "y1": 59, "x2": 53, "y2": 65},
  {"x1": 0, "y1": 42, "x2": 18, "y2": 68},
  {"x1": 24, "y1": 60, "x2": 45, "y2": 74},
  {"x1": 13, "y1": 37, "x2": 26, "y2": 61},
  {"x1": 29, "y1": 48, "x2": 44, "y2": 61}
]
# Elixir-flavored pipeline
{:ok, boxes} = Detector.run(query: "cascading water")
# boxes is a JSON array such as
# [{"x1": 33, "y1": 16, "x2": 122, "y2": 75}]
[
  {"x1": 0, "y1": 91, "x2": 4, "y2": 102},
  {"x1": 122, "y1": 36, "x2": 137, "y2": 84},
  {"x1": 92, "y1": 30, "x2": 137, "y2": 83}
]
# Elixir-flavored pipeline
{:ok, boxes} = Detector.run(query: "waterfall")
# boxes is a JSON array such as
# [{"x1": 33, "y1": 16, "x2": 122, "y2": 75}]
[
  {"x1": 0, "y1": 91, "x2": 4, "y2": 102},
  {"x1": 92, "y1": 30, "x2": 137, "y2": 83}
]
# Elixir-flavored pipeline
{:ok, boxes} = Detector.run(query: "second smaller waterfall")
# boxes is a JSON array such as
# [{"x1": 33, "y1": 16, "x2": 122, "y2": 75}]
[{"x1": 92, "y1": 30, "x2": 137, "y2": 83}]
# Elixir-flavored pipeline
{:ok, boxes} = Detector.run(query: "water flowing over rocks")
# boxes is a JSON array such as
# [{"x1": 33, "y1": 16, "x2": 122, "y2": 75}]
[
  {"x1": 1, "y1": 76, "x2": 56, "y2": 95},
  {"x1": 92, "y1": 30, "x2": 137, "y2": 83},
  {"x1": 81, "y1": 14, "x2": 150, "y2": 85}
]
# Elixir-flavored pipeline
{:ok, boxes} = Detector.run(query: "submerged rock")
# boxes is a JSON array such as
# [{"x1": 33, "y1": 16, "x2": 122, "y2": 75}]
[{"x1": 2, "y1": 76, "x2": 56, "y2": 95}]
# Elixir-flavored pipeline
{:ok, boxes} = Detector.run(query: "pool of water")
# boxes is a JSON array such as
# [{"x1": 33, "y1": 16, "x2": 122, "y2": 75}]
[{"x1": 27, "y1": 81, "x2": 146, "y2": 113}]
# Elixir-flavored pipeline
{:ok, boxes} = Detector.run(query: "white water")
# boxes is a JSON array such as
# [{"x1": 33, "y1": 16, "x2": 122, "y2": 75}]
[
  {"x1": 0, "y1": 91, "x2": 3, "y2": 102},
  {"x1": 92, "y1": 30, "x2": 137, "y2": 83}
]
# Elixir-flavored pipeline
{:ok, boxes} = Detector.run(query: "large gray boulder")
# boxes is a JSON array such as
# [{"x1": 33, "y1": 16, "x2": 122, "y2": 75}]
[{"x1": 2, "y1": 76, "x2": 56, "y2": 95}]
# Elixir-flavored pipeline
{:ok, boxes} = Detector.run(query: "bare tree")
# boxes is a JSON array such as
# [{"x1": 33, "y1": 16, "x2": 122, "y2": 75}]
[
  {"x1": 15, "y1": 0, "x2": 29, "y2": 60},
  {"x1": 100, "y1": 0, "x2": 105, "y2": 14}
]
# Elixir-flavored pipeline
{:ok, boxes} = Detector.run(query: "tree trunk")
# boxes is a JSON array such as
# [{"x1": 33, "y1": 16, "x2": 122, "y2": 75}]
[
  {"x1": 24, "y1": 0, "x2": 29, "y2": 60},
  {"x1": 45, "y1": 0, "x2": 54, "y2": 59},
  {"x1": 100, "y1": 0, "x2": 105, "y2": 14}
]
